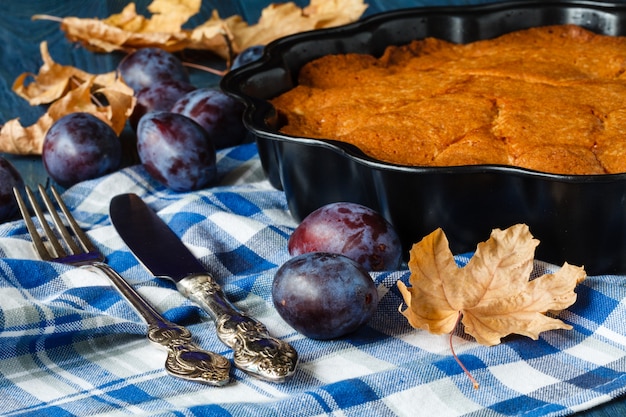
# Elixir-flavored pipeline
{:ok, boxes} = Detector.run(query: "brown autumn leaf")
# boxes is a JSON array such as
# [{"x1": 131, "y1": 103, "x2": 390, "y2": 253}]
[
  {"x1": 0, "y1": 78, "x2": 134, "y2": 154},
  {"x1": 397, "y1": 223, "x2": 586, "y2": 346},
  {"x1": 220, "y1": 0, "x2": 369, "y2": 51},
  {"x1": 43, "y1": 0, "x2": 367, "y2": 58},
  {"x1": 52, "y1": 1, "x2": 199, "y2": 54},
  {"x1": 12, "y1": 42, "x2": 118, "y2": 105},
  {"x1": 1, "y1": 45, "x2": 134, "y2": 155}
]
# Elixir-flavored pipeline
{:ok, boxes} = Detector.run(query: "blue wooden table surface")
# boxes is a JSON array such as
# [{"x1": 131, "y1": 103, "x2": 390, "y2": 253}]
[{"x1": 1, "y1": 1, "x2": 625, "y2": 416}]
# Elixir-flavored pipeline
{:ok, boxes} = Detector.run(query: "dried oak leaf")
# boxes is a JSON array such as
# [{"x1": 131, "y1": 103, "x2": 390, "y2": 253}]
[
  {"x1": 397, "y1": 223, "x2": 586, "y2": 346},
  {"x1": 46, "y1": 0, "x2": 367, "y2": 58},
  {"x1": 1, "y1": 43, "x2": 134, "y2": 155}
]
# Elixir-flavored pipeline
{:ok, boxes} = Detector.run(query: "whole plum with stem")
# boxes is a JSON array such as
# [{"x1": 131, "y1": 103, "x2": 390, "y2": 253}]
[
  {"x1": 171, "y1": 88, "x2": 247, "y2": 149},
  {"x1": 288, "y1": 202, "x2": 402, "y2": 271},
  {"x1": 0, "y1": 156, "x2": 24, "y2": 223},
  {"x1": 42, "y1": 112, "x2": 121, "y2": 188},
  {"x1": 137, "y1": 111, "x2": 217, "y2": 192},
  {"x1": 273, "y1": 252, "x2": 379, "y2": 340},
  {"x1": 118, "y1": 47, "x2": 190, "y2": 92}
]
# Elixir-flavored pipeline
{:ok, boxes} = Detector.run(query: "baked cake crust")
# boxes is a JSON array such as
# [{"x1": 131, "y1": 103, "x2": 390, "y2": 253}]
[{"x1": 270, "y1": 25, "x2": 626, "y2": 174}]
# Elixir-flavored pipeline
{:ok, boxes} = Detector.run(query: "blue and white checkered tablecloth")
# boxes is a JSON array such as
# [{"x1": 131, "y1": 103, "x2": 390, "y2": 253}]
[{"x1": 1, "y1": 142, "x2": 626, "y2": 416}]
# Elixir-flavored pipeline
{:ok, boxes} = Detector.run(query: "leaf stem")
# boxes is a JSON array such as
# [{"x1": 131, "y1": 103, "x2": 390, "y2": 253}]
[
  {"x1": 182, "y1": 62, "x2": 227, "y2": 77},
  {"x1": 32, "y1": 14, "x2": 63, "y2": 23},
  {"x1": 450, "y1": 311, "x2": 480, "y2": 389}
]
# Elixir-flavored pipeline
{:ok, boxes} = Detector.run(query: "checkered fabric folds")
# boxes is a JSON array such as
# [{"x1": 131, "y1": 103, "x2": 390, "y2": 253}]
[{"x1": 1, "y1": 143, "x2": 626, "y2": 416}]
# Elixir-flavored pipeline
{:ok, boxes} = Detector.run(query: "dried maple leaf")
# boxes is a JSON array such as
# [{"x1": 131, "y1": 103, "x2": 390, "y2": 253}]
[
  {"x1": 1, "y1": 43, "x2": 134, "y2": 155},
  {"x1": 51, "y1": 1, "x2": 199, "y2": 53},
  {"x1": 12, "y1": 42, "x2": 117, "y2": 106},
  {"x1": 0, "y1": 116, "x2": 51, "y2": 155},
  {"x1": 397, "y1": 224, "x2": 586, "y2": 346},
  {"x1": 141, "y1": 0, "x2": 200, "y2": 33},
  {"x1": 223, "y1": 0, "x2": 369, "y2": 51},
  {"x1": 38, "y1": 0, "x2": 367, "y2": 58},
  {"x1": 1, "y1": 77, "x2": 134, "y2": 155}
]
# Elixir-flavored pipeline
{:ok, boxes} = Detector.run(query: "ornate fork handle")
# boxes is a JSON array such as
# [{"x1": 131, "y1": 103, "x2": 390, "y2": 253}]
[
  {"x1": 177, "y1": 273, "x2": 298, "y2": 383},
  {"x1": 87, "y1": 263, "x2": 231, "y2": 386}
]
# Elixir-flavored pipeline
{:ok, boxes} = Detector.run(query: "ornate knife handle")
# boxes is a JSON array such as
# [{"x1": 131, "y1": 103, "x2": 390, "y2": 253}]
[
  {"x1": 88, "y1": 263, "x2": 231, "y2": 386},
  {"x1": 177, "y1": 273, "x2": 298, "y2": 383}
]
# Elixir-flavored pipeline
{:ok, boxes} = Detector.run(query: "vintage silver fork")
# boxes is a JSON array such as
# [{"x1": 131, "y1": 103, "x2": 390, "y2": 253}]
[{"x1": 13, "y1": 185, "x2": 231, "y2": 386}]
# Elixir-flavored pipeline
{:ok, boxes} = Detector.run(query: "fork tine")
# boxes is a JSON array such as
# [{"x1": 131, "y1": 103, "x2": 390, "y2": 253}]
[
  {"x1": 27, "y1": 185, "x2": 71, "y2": 259},
  {"x1": 25, "y1": 185, "x2": 69, "y2": 258},
  {"x1": 38, "y1": 185, "x2": 83, "y2": 255},
  {"x1": 13, "y1": 187, "x2": 54, "y2": 261},
  {"x1": 48, "y1": 186, "x2": 99, "y2": 254}
]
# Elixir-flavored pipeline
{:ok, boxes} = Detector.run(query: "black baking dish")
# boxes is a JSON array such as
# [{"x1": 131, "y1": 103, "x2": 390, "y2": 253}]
[{"x1": 222, "y1": 1, "x2": 626, "y2": 275}]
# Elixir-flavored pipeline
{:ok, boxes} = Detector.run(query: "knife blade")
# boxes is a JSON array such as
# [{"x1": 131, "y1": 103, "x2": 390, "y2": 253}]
[{"x1": 109, "y1": 193, "x2": 298, "y2": 383}]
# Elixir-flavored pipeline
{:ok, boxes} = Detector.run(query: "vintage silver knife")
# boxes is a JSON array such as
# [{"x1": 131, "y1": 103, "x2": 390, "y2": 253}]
[{"x1": 109, "y1": 193, "x2": 297, "y2": 383}]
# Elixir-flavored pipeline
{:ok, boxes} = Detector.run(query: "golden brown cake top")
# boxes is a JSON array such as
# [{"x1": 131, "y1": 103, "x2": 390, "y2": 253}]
[{"x1": 270, "y1": 25, "x2": 626, "y2": 175}]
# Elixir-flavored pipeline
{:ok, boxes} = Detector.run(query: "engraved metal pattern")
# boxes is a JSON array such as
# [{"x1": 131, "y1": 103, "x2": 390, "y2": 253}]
[
  {"x1": 216, "y1": 314, "x2": 299, "y2": 381},
  {"x1": 148, "y1": 323, "x2": 231, "y2": 384},
  {"x1": 178, "y1": 274, "x2": 298, "y2": 383},
  {"x1": 147, "y1": 323, "x2": 193, "y2": 346},
  {"x1": 89, "y1": 263, "x2": 232, "y2": 386}
]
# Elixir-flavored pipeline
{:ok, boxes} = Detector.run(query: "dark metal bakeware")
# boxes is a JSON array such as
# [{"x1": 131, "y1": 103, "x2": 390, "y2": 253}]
[{"x1": 222, "y1": 1, "x2": 626, "y2": 275}]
